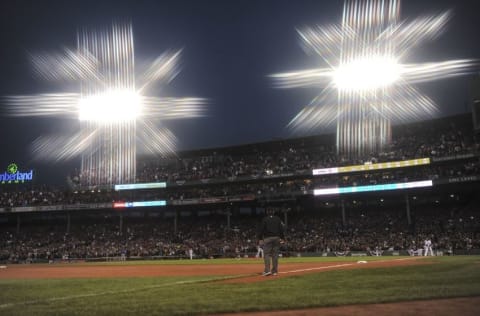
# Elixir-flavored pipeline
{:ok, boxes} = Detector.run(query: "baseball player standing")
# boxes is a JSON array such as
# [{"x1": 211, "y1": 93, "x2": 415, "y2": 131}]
[
  {"x1": 257, "y1": 208, "x2": 285, "y2": 276},
  {"x1": 424, "y1": 237, "x2": 434, "y2": 256}
]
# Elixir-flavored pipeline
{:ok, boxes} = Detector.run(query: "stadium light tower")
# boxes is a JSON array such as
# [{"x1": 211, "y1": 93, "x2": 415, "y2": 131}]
[
  {"x1": 6, "y1": 23, "x2": 205, "y2": 186},
  {"x1": 272, "y1": 0, "x2": 476, "y2": 158}
]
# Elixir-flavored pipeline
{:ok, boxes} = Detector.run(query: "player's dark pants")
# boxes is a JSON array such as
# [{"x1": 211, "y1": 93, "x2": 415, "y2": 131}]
[{"x1": 263, "y1": 236, "x2": 281, "y2": 274}]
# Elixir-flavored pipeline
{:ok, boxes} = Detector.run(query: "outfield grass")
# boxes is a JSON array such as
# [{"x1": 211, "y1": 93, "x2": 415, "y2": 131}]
[{"x1": 0, "y1": 256, "x2": 479, "y2": 315}]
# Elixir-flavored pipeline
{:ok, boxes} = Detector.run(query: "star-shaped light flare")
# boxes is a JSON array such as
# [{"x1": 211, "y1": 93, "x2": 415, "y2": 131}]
[
  {"x1": 6, "y1": 23, "x2": 206, "y2": 185},
  {"x1": 272, "y1": 0, "x2": 476, "y2": 157}
]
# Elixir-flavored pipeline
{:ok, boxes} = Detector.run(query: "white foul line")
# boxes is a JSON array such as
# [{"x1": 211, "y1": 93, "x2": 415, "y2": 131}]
[
  {"x1": 0, "y1": 276, "x2": 233, "y2": 310},
  {"x1": 279, "y1": 257, "x2": 423, "y2": 275},
  {"x1": 280, "y1": 263, "x2": 354, "y2": 274},
  {"x1": 0, "y1": 257, "x2": 424, "y2": 309}
]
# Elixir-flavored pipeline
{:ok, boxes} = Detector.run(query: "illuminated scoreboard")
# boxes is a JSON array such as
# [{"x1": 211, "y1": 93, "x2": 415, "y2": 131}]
[
  {"x1": 313, "y1": 180, "x2": 433, "y2": 196},
  {"x1": 312, "y1": 158, "x2": 430, "y2": 176}
]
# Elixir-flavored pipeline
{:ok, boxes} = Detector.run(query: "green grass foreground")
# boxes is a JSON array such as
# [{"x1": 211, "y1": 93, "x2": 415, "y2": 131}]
[{"x1": 0, "y1": 256, "x2": 479, "y2": 315}]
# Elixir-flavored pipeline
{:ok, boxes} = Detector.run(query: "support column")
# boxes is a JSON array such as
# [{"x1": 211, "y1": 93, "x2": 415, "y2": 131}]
[
  {"x1": 405, "y1": 194, "x2": 411, "y2": 226},
  {"x1": 119, "y1": 213, "x2": 123, "y2": 236},
  {"x1": 66, "y1": 213, "x2": 71, "y2": 234},
  {"x1": 16, "y1": 214, "x2": 21, "y2": 234},
  {"x1": 226, "y1": 208, "x2": 231, "y2": 230},
  {"x1": 341, "y1": 200, "x2": 346, "y2": 226},
  {"x1": 174, "y1": 210, "x2": 178, "y2": 235}
]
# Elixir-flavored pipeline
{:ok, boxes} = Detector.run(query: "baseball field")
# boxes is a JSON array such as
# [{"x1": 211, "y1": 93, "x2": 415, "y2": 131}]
[{"x1": 0, "y1": 256, "x2": 479, "y2": 315}]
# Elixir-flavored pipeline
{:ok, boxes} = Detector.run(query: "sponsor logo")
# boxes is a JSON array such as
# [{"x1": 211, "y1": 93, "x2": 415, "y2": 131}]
[{"x1": 0, "y1": 163, "x2": 34, "y2": 184}]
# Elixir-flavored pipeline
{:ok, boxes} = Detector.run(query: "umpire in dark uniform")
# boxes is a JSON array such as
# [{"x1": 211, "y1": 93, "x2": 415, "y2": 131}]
[{"x1": 257, "y1": 207, "x2": 285, "y2": 276}]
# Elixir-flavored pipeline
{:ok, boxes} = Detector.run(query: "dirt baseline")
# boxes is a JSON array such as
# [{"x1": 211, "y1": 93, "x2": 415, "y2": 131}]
[{"x1": 0, "y1": 257, "x2": 426, "y2": 280}]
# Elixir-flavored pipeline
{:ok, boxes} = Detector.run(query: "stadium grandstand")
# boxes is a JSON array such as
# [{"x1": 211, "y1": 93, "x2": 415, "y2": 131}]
[{"x1": 1, "y1": 113, "x2": 479, "y2": 263}]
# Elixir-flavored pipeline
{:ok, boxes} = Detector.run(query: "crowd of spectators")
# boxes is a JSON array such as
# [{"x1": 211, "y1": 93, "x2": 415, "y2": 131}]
[
  {"x1": 1, "y1": 114, "x2": 479, "y2": 262},
  {"x1": 128, "y1": 114, "x2": 478, "y2": 184},
  {"x1": 0, "y1": 187, "x2": 119, "y2": 208},
  {"x1": 285, "y1": 204, "x2": 479, "y2": 255},
  {"x1": 2, "y1": 156, "x2": 479, "y2": 209},
  {"x1": 62, "y1": 114, "x2": 479, "y2": 187},
  {"x1": 1, "y1": 201, "x2": 478, "y2": 263}
]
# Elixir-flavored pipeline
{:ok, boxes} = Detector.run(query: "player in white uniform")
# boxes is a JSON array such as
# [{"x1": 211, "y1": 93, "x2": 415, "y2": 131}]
[
  {"x1": 424, "y1": 238, "x2": 434, "y2": 256},
  {"x1": 256, "y1": 245, "x2": 264, "y2": 258}
]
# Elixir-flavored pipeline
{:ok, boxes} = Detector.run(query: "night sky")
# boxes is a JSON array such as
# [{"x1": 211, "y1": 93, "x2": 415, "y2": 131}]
[{"x1": 0, "y1": 0, "x2": 479, "y2": 185}]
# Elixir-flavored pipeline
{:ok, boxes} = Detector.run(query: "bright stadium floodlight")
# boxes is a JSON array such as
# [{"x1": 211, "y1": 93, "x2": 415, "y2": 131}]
[
  {"x1": 333, "y1": 56, "x2": 401, "y2": 91},
  {"x1": 78, "y1": 90, "x2": 142, "y2": 122},
  {"x1": 272, "y1": 0, "x2": 477, "y2": 158},
  {"x1": 5, "y1": 23, "x2": 206, "y2": 186}
]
